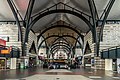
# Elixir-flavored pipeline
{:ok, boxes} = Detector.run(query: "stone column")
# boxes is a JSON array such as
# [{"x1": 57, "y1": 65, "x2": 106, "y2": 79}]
[
  {"x1": 10, "y1": 58, "x2": 16, "y2": 69},
  {"x1": 94, "y1": 57, "x2": 105, "y2": 70},
  {"x1": 105, "y1": 59, "x2": 112, "y2": 70}
]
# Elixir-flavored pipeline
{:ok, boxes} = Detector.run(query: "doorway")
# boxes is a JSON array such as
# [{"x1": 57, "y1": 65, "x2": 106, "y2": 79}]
[{"x1": 112, "y1": 59, "x2": 117, "y2": 71}]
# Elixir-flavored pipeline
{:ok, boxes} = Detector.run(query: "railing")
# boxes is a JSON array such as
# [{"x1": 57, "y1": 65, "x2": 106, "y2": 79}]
[
  {"x1": 0, "y1": 21, "x2": 23, "y2": 25},
  {"x1": 101, "y1": 45, "x2": 119, "y2": 52}
]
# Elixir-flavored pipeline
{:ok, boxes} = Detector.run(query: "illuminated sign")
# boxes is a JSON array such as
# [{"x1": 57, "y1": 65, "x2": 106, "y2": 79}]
[{"x1": 0, "y1": 50, "x2": 10, "y2": 54}]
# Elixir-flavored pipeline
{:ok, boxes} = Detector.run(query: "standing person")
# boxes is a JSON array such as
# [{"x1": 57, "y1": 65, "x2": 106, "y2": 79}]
[{"x1": 55, "y1": 63, "x2": 58, "y2": 69}]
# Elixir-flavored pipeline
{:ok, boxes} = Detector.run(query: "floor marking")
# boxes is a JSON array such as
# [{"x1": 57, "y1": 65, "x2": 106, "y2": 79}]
[
  {"x1": 22, "y1": 75, "x2": 93, "y2": 80},
  {"x1": 89, "y1": 76, "x2": 102, "y2": 78},
  {"x1": 46, "y1": 69, "x2": 72, "y2": 72},
  {"x1": 112, "y1": 77, "x2": 120, "y2": 79}
]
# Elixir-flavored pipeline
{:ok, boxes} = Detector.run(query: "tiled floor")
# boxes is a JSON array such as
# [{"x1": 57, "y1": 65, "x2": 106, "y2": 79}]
[{"x1": 0, "y1": 67, "x2": 120, "y2": 80}]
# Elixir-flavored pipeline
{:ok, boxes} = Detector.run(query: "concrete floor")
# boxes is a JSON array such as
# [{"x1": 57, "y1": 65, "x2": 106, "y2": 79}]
[{"x1": 0, "y1": 67, "x2": 120, "y2": 80}]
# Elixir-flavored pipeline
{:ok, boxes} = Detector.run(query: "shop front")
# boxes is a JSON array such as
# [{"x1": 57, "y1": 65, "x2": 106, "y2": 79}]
[
  {"x1": 101, "y1": 47, "x2": 120, "y2": 71},
  {"x1": 0, "y1": 46, "x2": 20, "y2": 69}
]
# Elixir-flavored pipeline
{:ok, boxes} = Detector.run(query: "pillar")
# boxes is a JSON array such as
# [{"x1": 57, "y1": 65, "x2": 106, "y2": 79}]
[
  {"x1": 94, "y1": 57, "x2": 105, "y2": 70},
  {"x1": 10, "y1": 58, "x2": 16, "y2": 69},
  {"x1": 105, "y1": 59, "x2": 112, "y2": 70}
]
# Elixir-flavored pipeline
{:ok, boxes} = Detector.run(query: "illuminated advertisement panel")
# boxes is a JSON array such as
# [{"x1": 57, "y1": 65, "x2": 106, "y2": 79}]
[{"x1": 0, "y1": 50, "x2": 10, "y2": 54}]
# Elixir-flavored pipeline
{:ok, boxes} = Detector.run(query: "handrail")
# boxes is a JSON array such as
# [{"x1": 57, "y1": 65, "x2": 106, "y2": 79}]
[
  {"x1": 101, "y1": 45, "x2": 119, "y2": 52},
  {"x1": 0, "y1": 21, "x2": 23, "y2": 24}
]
